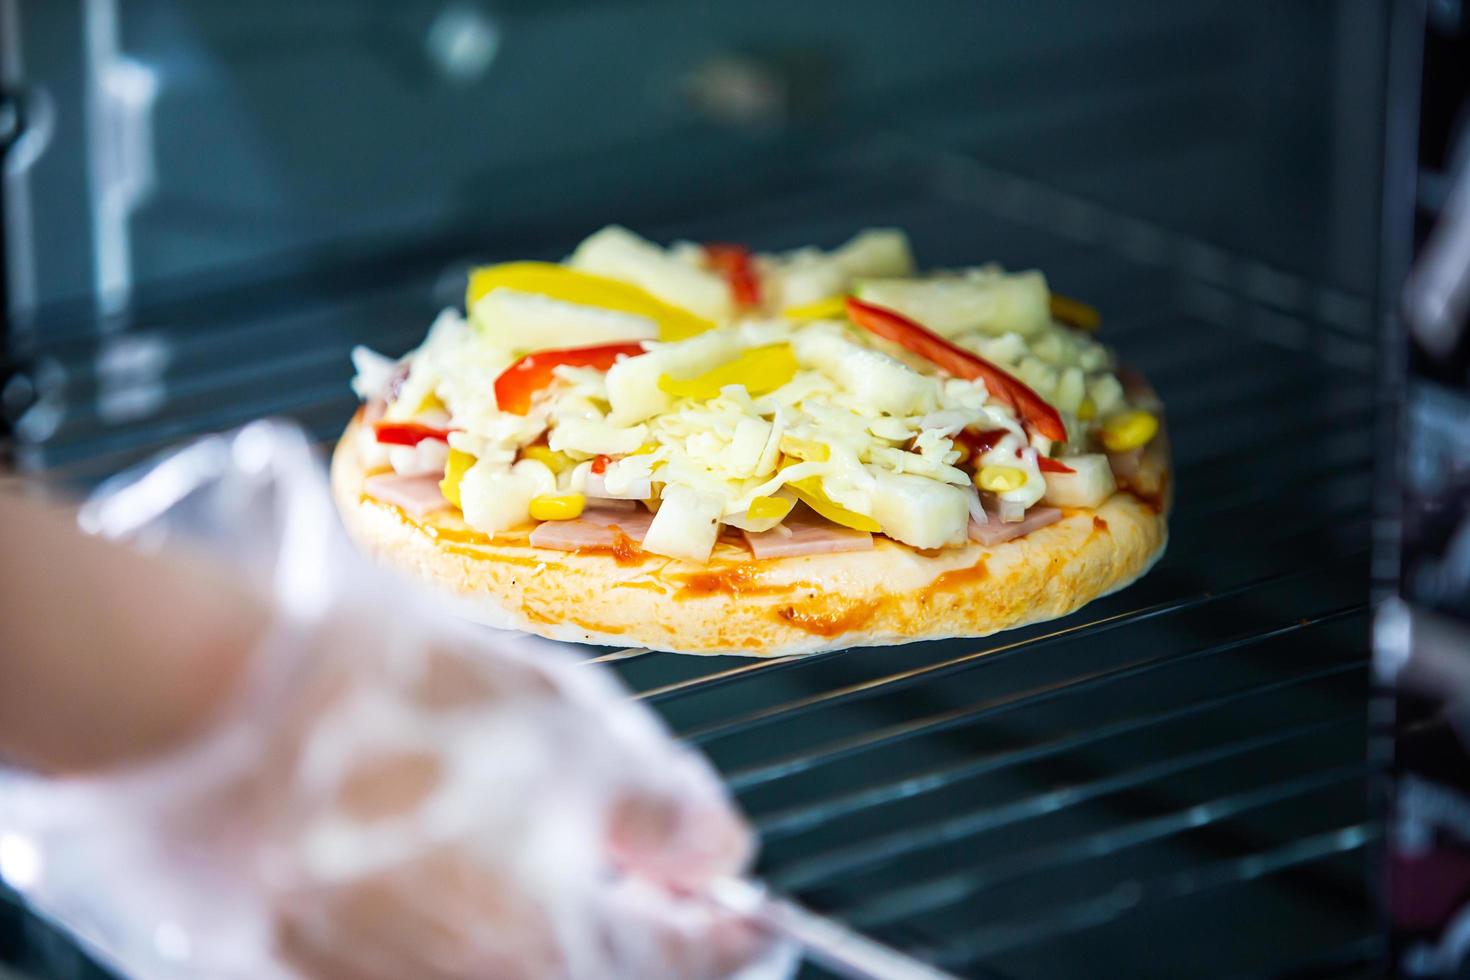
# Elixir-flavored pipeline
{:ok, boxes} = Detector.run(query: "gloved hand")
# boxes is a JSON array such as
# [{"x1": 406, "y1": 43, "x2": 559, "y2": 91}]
[{"x1": 0, "y1": 421, "x2": 793, "y2": 980}]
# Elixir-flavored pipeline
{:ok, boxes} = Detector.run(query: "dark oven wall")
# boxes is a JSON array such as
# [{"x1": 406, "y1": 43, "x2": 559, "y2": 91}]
[{"x1": 5, "y1": 0, "x2": 1384, "y2": 331}]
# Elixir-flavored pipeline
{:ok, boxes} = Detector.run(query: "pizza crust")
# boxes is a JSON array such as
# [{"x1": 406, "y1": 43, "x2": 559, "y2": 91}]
[{"x1": 332, "y1": 416, "x2": 1168, "y2": 657}]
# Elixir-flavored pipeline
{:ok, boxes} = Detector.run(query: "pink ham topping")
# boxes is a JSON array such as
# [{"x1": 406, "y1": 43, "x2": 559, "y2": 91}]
[
  {"x1": 575, "y1": 489, "x2": 639, "y2": 512},
  {"x1": 364, "y1": 472, "x2": 452, "y2": 517},
  {"x1": 968, "y1": 506, "x2": 1062, "y2": 546},
  {"x1": 529, "y1": 507, "x2": 654, "y2": 552},
  {"x1": 580, "y1": 506, "x2": 655, "y2": 541},
  {"x1": 742, "y1": 511, "x2": 874, "y2": 559},
  {"x1": 1108, "y1": 438, "x2": 1167, "y2": 498}
]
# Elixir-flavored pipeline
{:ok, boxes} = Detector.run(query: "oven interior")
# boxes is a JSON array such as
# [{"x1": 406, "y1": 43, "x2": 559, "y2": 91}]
[{"x1": 0, "y1": 3, "x2": 1399, "y2": 977}]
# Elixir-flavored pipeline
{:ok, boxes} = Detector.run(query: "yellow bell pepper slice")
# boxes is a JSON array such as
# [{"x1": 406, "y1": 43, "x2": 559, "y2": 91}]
[
  {"x1": 1100, "y1": 409, "x2": 1160, "y2": 453},
  {"x1": 1050, "y1": 294, "x2": 1101, "y2": 331},
  {"x1": 747, "y1": 495, "x2": 794, "y2": 522},
  {"x1": 440, "y1": 449, "x2": 476, "y2": 509},
  {"x1": 528, "y1": 492, "x2": 587, "y2": 522},
  {"x1": 466, "y1": 262, "x2": 712, "y2": 341},
  {"x1": 520, "y1": 445, "x2": 574, "y2": 474},
  {"x1": 783, "y1": 295, "x2": 850, "y2": 322},
  {"x1": 778, "y1": 434, "x2": 830, "y2": 462},
  {"x1": 788, "y1": 477, "x2": 881, "y2": 533},
  {"x1": 977, "y1": 465, "x2": 1027, "y2": 493},
  {"x1": 658, "y1": 343, "x2": 798, "y2": 401},
  {"x1": 1077, "y1": 397, "x2": 1097, "y2": 421}
]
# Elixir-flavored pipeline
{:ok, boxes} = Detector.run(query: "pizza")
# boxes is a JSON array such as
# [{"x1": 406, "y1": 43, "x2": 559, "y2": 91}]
[{"x1": 332, "y1": 226, "x2": 1169, "y2": 656}]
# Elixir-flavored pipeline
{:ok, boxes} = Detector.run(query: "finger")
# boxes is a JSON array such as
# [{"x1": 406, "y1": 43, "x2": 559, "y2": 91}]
[
  {"x1": 593, "y1": 875, "x2": 793, "y2": 980},
  {"x1": 274, "y1": 851, "x2": 565, "y2": 980},
  {"x1": 606, "y1": 783, "x2": 753, "y2": 890}
]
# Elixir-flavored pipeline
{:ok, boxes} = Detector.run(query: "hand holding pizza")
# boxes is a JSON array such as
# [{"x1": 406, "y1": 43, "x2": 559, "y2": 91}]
[
  {"x1": 0, "y1": 422, "x2": 791, "y2": 980},
  {"x1": 261, "y1": 612, "x2": 781, "y2": 980}
]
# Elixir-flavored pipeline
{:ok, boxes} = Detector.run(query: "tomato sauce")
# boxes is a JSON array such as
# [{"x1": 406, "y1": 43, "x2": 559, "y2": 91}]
[{"x1": 777, "y1": 602, "x2": 876, "y2": 637}]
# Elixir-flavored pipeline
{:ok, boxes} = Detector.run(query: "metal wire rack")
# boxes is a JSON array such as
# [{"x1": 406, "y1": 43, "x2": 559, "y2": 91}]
[{"x1": 3, "y1": 151, "x2": 1377, "y2": 979}]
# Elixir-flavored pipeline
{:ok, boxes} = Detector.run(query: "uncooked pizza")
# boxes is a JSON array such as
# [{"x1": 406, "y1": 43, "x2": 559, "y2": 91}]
[{"x1": 333, "y1": 226, "x2": 1169, "y2": 656}]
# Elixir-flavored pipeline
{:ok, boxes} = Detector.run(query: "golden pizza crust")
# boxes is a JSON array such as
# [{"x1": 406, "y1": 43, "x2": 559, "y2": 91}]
[{"x1": 332, "y1": 416, "x2": 1169, "y2": 656}]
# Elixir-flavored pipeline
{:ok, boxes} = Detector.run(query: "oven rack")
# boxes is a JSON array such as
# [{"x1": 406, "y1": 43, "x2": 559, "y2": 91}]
[
  {"x1": 2, "y1": 156, "x2": 1376, "y2": 979},
  {"x1": 589, "y1": 320, "x2": 1375, "y2": 978}
]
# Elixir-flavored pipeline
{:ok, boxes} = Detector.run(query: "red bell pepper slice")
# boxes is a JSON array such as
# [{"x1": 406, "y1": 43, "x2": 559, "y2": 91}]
[
  {"x1": 1034, "y1": 453, "x2": 1076, "y2": 474},
  {"x1": 704, "y1": 242, "x2": 762, "y2": 309},
  {"x1": 373, "y1": 420, "x2": 455, "y2": 446},
  {"x1": 845, "y1": 298, "x2": 1067, "y2": 443},
  {"x1": 494, "y1": 342, "x2": 647, "y2": 415},
  {"x1": 954, "y1": 428, "x2": 1009, "y2": 459},
  {"x1": 591, "y1": 454, "x2": 610, "y2": 475}
]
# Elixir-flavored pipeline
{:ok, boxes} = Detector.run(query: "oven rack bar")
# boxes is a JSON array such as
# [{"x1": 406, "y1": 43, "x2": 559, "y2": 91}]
[
  {"x1": 751, "y1": 656, "x2": 1364, "y2": 843},
  {"x1": 930, "y1": 822, "x2": 1373, "y2": 968},
  {"x1": 684, "y1": 601, "x2": 1363, "y2": 749},
  {"x1": 626, "y1": 527, "x2": 1366, "y2": 711},
  {"x1": 839, "y1": 762, "x2": 1369, "y2": 931},
  {"x1": 732, "y1": 644, "x2": 1362, "y2": 804},
  {"x1": 766, "y1": 711, "x2": 1362, "y2": 891}
]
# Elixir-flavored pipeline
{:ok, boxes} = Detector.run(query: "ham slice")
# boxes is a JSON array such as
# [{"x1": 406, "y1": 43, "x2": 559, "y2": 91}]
[
  {"x1": 1107, "y1": 447, "x2": 1144, "y2": 481},
  {"x1": 742, "y1": 511, "x2": 874, "y2": 559},
  {"x1": 575, "y1": 486, "x2": 638, "y2": 511},
  {"x1": 364, "y1": 472, "x2": 451, "y2": 517},
  {"x1": 968, "y1": 506, "x2": 1062, "y2": 546},
  {"x1": 1108, "y1": 436, "x2": 1168, "y2": 498},
  {"x1": 529, "y1": 507, "x2": 654, "y2": 552},
  {"x1": 581, "y1": 507, "x2": 654, "y2": 541}
]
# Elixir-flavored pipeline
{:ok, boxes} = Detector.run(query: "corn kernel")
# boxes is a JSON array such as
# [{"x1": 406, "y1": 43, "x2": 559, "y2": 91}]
[
  {"x1": 1077, "y1": 398, "x2": 1097, "y2": 421},
  {"x1": 1100, "y1": 409, "x2": 1159, "y2": 453},
  {"x1": 415, "y1": 392, "x2": 448, "y2": 415},
  {"x1": 521, "y1": 445, "x2": 574, "y2": 474},
  {"x1": 529, "y1": 492, "x2": 586, "y2": 522},
  {"x1": 779, "y1": 434, "x2": 830, "y2": 462},
  {"x1": 782, "y1": 295, "x2": 850, "y2": 322},
  {"x1": 977, "y1": 465, "x2": 1028, "y2": 493},
  {"x1": 747, "y1": 495, "x2": 794, "y2": 522},
  {"x1": 440, "y1": 449, "x2": 476, "y2": 509}
]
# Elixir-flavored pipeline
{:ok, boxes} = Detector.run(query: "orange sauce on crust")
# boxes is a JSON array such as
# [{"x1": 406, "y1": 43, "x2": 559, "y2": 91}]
[
  {"x1": 427, "y1": 525, "x2": 504, "y2": 545},
  {"x1": 612, "y1": 579, "x2": 670, "y2": 594},
  {"x1": 439, "y1": 545, "x2": 543, "y2": 567},
  {"x1": 929, "y1": 560, "x2": 990, "y2": 592},
  {"x1": 366, "y1": 498, "x2": 540, "y2": 566},
  {"x1": 771, "y1": 557, "x2": 990, "y2": 637},
  {"x1": 611, "y1": 532, "x2": 641, "y2": 565},
  {"x1": 366, "y1": 487, "x2": 1130, "y2": 643},
  {"x1": 675, "y1": 563, "x2": 809, "y2": 599},
  {"x1": 367, "y1": 497, "x2": 653, "y2": 566},
  {"x1": 571, "y1": 617, "x2": 625, "y2": 635},
  {"x1": 777, "y1": 602, "x2": 876, "y2": 637},
  {"x1": 546, "y1": 533, "x2": 647, "y2": 567}
]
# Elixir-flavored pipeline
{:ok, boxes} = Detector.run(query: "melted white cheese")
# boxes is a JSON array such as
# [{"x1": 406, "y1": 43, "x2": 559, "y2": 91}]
[{"x1": 356, "y1": 228, "x2": 1146, "y2": 558}]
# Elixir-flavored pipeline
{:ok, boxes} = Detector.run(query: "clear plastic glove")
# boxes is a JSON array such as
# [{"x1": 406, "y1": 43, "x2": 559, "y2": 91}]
[{"x1": 0, "y1": 421, "x2": 794, "y2": 980}]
